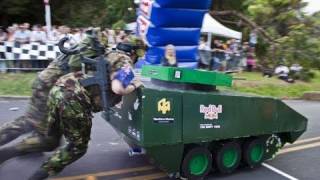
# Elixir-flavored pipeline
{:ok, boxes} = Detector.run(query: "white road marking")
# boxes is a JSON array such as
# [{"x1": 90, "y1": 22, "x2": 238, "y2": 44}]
[{"x1": 262, "y1": 163, "x2": 299, "y2": 180}]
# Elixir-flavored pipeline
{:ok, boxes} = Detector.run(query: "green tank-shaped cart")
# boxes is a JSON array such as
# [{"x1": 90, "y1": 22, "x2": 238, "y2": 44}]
[{"x1": 104, "y1": 66, "x2": 308, "y2": 179}]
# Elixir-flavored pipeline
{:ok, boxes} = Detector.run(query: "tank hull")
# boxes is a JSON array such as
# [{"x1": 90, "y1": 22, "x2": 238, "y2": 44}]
[{"x1": 106, "y1": 85, "x2": 307, "y2": 175}]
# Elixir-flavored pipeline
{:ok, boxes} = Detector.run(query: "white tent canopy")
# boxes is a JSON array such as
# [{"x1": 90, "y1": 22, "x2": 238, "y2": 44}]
[
  {"x1": 201, "y1": 13, "x2": 242, "y2": 40},
  {"x1": 126, "y1": 13, "x2": 242, "y2": 39}
]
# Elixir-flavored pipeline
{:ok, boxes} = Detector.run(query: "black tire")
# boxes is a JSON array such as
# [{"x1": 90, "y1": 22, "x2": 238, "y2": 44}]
[
  {"x1": 181, "y1": 147, "x2": 212, "y2": 180},
  {"x1": 243, "y1": 138, "x2": 266, "y2": 168},
  {"x1": 214, "y1": 141, "x2": 241, "y2": 174}
]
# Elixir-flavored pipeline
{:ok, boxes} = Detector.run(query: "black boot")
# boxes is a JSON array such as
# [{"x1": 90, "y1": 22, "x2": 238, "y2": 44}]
[
  {"x1": 0, "y1": 147, "x2": 22, "y2": 165},
  {"x1": 28, "y1": 169, "x2": 49, "y2": 180}
]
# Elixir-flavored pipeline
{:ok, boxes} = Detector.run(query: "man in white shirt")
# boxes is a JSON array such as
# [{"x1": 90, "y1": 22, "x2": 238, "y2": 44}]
[
  {"x1": 30, "y1": 25, "x2": 47, "y2": 43},
  {"x1": 13, "y1": 24, "x2": 31, "y2": 44}
]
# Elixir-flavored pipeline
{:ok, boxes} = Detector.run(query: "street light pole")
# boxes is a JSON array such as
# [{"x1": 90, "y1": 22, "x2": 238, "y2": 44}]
[{"x1": 44, "y1": 0, "x2": 52, "y2": 39}]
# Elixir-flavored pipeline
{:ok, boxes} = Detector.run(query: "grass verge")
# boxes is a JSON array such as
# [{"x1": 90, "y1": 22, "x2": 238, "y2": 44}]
[
  {"x1": 0, "y1": 71, "x2": 319, "y2": 98},
  {"x1": 227, "y1": 71, "x2": 320, "y2": 98},
  {"x1": 0, "y1": 73, "x2": 36, "y2": 96}
]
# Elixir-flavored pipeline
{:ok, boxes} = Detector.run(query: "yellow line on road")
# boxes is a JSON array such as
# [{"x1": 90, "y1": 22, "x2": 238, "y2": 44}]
[
  {"x1": 284, "y1": 136, "x2": 320, "y2": 148},
  {"x1": 279, "y1": 141, "x2": 320, "y2": 155},
  {"x1": 52, "y1": 137, "x2": 320, "y2": 180},
  {"x1": 51, "y1": 166, "x2": 154, "y2": 180},
  {"x1": 117, "y1": 172, "x2": 167, "y2": 180}
]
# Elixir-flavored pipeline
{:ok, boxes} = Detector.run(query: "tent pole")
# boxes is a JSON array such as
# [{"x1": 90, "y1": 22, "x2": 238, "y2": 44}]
[{"x1": 207, "y1": 33, "x2": 213, "y2": 48}]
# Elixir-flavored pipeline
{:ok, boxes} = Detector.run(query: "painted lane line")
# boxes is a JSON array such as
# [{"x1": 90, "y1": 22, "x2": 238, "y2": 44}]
[
  {"x1": 279, "y1": 141, "x2": 320, "y2": 155},
  {"x1": 284, "y1": 136, "x2": 320, "y2": 149},
  {"x1": 262, "y1": 163, "x2": 299, "y2": 180},
  {"x1": 51, "y1": 137, "x2": 320, "y2": 180},
  {"x1": 118, "y1": 172, "x2": 167, "y2": 180},
  {"x1": 85, "y1": 176, "x2": 97, "y2": 180},
  {"x1": 50, "y1": 166, "x2": 154, "y2": 180}
]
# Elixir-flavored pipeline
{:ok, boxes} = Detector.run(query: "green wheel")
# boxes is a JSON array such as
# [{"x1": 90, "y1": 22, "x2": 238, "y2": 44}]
[
  {"x1": 215, "y1": 141, "x2": 241, "y2": 174},
  {"x1": 243, "y1": 138, "x2": 266, "y2": 168},
  {"x1": 181, "y1": 147, "x2": 212, "y2": 179}
]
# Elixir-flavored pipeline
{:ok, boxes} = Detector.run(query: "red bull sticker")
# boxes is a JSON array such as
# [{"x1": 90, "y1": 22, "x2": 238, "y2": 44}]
[{"x1": 200, "y1": 104, "x2": 223, "y2": 120}]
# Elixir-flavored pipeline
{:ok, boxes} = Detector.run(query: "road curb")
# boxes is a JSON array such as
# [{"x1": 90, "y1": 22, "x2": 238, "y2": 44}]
[
  {"x1": 0, "y1": 96, "x2": 30, "y2": 100},
  {"x1": 302, "y1": 92, "x2": 320, "y2": 101}
]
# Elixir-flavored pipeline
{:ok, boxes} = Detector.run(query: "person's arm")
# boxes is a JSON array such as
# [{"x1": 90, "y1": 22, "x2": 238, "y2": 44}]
[{"x1": 111, "y1": 78, "x2": 142, "y2": 95}]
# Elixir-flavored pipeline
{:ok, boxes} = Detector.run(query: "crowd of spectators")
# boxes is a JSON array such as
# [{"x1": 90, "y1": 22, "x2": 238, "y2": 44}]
[
  {"x1": 0, "y1": 23, "x2": 135, "y2": 73},
  {"x1": 0, "y1": 23, "x2": 132, "y2": 46},
  {"x1": 198, "y1": 36, "x2": 257, "y2": 72}
]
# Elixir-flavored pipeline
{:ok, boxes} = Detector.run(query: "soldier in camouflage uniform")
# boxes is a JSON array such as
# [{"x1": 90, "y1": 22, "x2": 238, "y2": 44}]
[
  {"x1": 27, "y1": 71, "x2": 96, "y2": 180},
  {"x1": 0, "y1": 35, "x2": 144, "y2": 179},
  {"x1": 28, "y1": 53, "x2": 142, "y2": 180},
  {"x1": 0, "y1": 29, "x2": 104, "y2": 163}
]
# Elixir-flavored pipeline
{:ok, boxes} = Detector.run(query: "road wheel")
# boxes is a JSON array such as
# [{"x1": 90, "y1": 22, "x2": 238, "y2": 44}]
[
  {"x1": 181, "y1": 147, "x2": 212, "y2": 180},
  {"x1": 214, "y1": 141, "x2": 241, "y2": 174},
  {"x1": 243, "y1": 138, "x2": 266, "y2": 168}
]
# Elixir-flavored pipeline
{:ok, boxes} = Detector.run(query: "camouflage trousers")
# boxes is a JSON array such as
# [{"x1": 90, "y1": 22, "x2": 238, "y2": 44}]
[
  {"x1": 0, "y1": 61, "x2": 64, "y2": 155},
  {"x1": 0, "y1": 116, "x2": 34, "y2": 146},
  {"x1": 42, "y1": 117, "x2": 92, "y2": 175}
]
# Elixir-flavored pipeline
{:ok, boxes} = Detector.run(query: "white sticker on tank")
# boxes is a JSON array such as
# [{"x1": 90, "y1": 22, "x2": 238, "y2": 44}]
[
  {"x1": 134, "y1": 98, "x2": 140, "y2": 110},
  {"x1": 200, "y1": 124, "x2": 221, "y2": 129},
  {"x1": 200, "y1": 104, "x2": 223, "y2": 120},
  {"x1": 128, "y1": 112, "x2": 133, "y2": 121}
]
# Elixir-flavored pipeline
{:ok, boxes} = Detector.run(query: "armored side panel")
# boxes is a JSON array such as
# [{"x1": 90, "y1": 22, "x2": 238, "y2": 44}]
[
  {"x1": 181, "y1": 91, "x2": 307, "y2": 144},
  {"x1": 106, "y1": 66, "x2": 308, "y2": 174}
]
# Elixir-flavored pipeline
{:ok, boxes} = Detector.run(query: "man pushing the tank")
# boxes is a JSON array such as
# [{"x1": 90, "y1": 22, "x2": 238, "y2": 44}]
[
  {"x1": 28, "y1": 53, "x2": 142, "y2": 179},
  {"x1": 0, "y1": 33, "x2": 144, "y2": 179}
]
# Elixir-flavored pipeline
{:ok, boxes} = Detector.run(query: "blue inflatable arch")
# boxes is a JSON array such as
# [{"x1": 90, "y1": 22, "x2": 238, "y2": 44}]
[{"x1": 137, "y1": 0, "x2": 211, "y2": 67}]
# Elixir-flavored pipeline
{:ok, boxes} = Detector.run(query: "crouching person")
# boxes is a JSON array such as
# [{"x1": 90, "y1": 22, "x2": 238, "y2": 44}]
[{"x1": 29, "y1": 55, "x2": 142, "y2": 180}]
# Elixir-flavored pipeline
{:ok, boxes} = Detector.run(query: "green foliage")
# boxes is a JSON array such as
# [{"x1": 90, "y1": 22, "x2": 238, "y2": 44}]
[
  {"x1": 242, "y1": 0, "x2": 320, "y2": 70},
  {"x1": 0, "y1": 0, "x2": 136, "y2": 28},
  {"x1": 112, "y1": 20, "x2": 127, "y2": 30}
]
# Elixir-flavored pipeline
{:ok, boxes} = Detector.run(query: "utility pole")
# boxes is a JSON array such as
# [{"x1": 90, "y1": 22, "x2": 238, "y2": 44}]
[{"x1": 44, "y1": 0, "x2": 52, "y2": 39}]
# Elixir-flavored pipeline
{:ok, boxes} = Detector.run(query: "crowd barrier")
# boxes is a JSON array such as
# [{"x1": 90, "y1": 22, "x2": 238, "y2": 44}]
[{"x1": 0, "y1": 41, "x2": 61, "y2": 72}]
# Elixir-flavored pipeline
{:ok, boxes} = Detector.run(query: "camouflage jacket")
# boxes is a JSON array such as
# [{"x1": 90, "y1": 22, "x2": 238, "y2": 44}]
[
  {"x1": 107, "y1": 51, "x2": 133, "y2": 74},
  {"x1": 46, "y1": 72, "x2": 94, "y2": 136}
]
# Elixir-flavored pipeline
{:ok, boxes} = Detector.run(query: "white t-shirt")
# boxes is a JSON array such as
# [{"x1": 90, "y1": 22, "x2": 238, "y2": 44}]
[
  {"x1": 13, "y1": 30, "x2": 31, "y2": 42},
  {"x1": 275, "y1": 66, "x2": 290, "y2": 77},
  {"x1": 198, "y1": 42, "x2": 211, "y2": 51},
  {"x1": 30, "y1": 31, "x2": 47, "y2": 42}
]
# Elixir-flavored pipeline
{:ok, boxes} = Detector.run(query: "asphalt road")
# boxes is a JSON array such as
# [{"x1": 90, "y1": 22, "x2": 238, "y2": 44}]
[{"x1": 0, "y1": 100, "x2": 319, "y2": 180}]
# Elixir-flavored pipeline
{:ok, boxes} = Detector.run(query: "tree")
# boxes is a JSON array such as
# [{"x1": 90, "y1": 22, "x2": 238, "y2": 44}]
[
  {"x1": 0, "y1": 0, "x2": 136, "y2": 28},
  {"x1": 211, "y1": 0, "x2": 320, "y2": 69}
]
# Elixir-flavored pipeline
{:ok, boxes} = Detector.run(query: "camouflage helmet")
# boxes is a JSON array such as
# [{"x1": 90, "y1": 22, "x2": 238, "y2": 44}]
[{"x1": 107, "y1": 51, "x2": 133, "y2": 73}]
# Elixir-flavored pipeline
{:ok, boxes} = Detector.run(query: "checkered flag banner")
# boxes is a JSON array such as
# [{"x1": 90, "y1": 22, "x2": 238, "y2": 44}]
[{"x1": 0, "y1": 41, "x2": 64, "y2": 60}]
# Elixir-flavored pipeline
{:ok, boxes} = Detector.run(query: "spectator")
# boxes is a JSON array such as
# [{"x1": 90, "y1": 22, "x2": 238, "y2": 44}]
[
  {"x1": 212, "y1": 40, "x2": 226, "y2": 71},
  {"x1": 290, "y1": 64, "x2": 303, "y2": 73},
  {"x1": 162, "y1": 44, "x2": 178, "y2": 67},
  {"x1": 246, "y1": 53, "x2": 256, "y2": 72},
  {"x1": 30, "y1": 25, "x2": 47, "y2": 43},
  {"x1": 107, "y1": 29, "x2": 116, "y2": 47},
  {"x1": 0, "y1": 28, "x2": 6, "y2": 72},
  {"x1": 228, "y1": 39, "x2": 242, "y2": 71},
  {"x1": 198, "y1": 36, "x2": 212, "y2": 70},
  {"x1": 6, "y1": 26, "x2": 16, "y2": 42},
  {"x1": 249, "y1": 30, "x2": 258, "y2": 48},
  {"x1": 240, "y1": 42, "x2": 249, "y2": 68},
  {"x1": 0, "y1": 27, "x2": 7, "y2": 41},
  {"x1": 72, "y1": 28, "x2": 84, "y2": 44},
  {"x1": 13, "y1": 24, "x2": 31, "y2": 44},
  {"x1": 275, "y1": 64, "x2": 294, "y2": 83}
]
